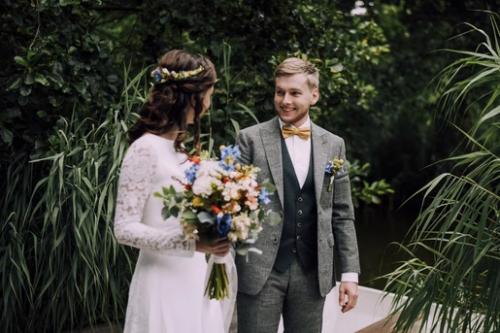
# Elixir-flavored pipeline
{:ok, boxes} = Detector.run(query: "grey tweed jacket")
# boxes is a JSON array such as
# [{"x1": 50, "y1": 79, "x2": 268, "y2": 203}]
[{"x1": 236, "y1": 117, "x2": 360, "y2": 297}]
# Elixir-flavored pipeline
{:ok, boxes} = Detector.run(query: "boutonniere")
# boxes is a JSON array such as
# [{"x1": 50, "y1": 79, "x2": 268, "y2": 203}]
[{"x1": 325, "y1": 158, "x2": 344, "y2": 192}]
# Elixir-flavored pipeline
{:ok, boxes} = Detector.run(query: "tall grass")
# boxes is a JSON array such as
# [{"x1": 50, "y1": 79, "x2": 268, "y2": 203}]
[
  {"x1": 0, "y1": 65, "x2": 148, "y2": 332},
  {"x1": 204, "y1": 42, "x2": 261, "y2": 153},
  {"x1": 385, "y1": 14, "x2": 500, "y2": 333}
]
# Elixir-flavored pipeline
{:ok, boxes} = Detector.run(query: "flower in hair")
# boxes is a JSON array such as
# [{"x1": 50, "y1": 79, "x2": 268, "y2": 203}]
[{"x1": 151, "y1": 65, "x2": 205, "y2": 84}]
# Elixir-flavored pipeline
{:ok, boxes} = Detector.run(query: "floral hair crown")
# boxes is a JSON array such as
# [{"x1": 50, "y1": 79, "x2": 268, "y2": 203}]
[{"x1": 151, "y1": 65, "x2": 205, "y2": 84}]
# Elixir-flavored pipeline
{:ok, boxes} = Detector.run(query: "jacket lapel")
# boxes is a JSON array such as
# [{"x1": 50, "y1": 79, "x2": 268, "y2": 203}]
[
  {"x1": 260, "y1": 118, "x2": 284, "y2": 210},
  {"x1": 312, "y1": 123, "x2": 329, "y2": 208}
]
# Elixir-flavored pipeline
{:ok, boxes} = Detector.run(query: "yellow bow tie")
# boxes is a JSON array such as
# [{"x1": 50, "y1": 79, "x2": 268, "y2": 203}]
[{"x1": 281, "y1": 126, "x2": 311, "y2": 140}]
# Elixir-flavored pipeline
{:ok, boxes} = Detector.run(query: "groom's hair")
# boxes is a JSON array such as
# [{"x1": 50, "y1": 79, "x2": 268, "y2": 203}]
[{"x1": 275, "y1": 57, "x2": 319, "y2": 89}]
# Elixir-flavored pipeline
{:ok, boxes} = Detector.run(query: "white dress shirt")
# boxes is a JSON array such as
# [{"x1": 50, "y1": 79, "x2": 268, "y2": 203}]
[{"x1": 279, "y1": 116, "x2": 358, "y2": 284}]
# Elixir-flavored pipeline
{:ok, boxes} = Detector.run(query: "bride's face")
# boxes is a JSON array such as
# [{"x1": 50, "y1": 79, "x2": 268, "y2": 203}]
[{"x1": 187, "y1": 86, "x2": 214, "y2": 124}]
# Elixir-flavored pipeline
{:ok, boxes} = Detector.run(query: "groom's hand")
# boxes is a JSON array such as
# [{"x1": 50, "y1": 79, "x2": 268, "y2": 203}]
[{"x1": 339, "y1": 281, "x2": 358, "y2": 313}]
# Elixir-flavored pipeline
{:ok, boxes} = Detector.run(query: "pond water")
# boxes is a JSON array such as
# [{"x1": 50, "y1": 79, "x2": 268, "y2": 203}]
[{"x1": 354, "y1": 206, "x2": 415, "y2": 290}]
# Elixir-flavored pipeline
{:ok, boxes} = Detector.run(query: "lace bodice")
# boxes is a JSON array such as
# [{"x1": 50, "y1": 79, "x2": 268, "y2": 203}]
[{"x1": 113, "y1": 133, "x2": 195, "y2": 255}]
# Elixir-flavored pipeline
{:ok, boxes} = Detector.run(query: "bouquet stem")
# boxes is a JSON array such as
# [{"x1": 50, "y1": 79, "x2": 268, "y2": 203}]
[
  {"x1": 327, "y1": 175, "x2": 335, "y2": 192},
  {"x1": 205, "y1": 263, "x2": 230, "y2": 300}
]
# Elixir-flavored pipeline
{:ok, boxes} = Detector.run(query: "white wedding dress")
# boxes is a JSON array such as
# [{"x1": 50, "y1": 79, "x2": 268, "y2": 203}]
[{"x1": 114, "y1": 133, "x2": 235, "y2": 333}]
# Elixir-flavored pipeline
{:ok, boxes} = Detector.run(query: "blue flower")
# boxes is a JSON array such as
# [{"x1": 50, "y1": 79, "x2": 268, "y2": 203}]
[
  {"x1": 259, "y1": 188, "x2": 271, "y2": 205},
  {"x1": 219, "y1": 145, "x2": 241, "y2": 172},
  {"x1": 185, "y1": 164, "x2": 199, "y2": 184},
  {"x1": 220, "y1": 145, "x2": 241, "y2": 160},
  {"x1": 219, "y1": 161, "x2": 236, "y2": 172},
  {"x1": 151, "y1": 68, "x2": 163, "y2": 83},
  {"x1": 216, "y1": 214, "x2": 232, "y2": 237},
  {"x1": 325, "y1": 161, "x2": 334, "y2": 175}
]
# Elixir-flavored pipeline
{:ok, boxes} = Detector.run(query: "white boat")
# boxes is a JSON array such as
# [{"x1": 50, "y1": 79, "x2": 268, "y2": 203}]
[
  {"x1": 275, "y1": 284, "x2": 396, "y2": 333},
  {"x1": 277, "y1": 284, "x2": 485, "y2": 333},
  {"x1": 277, "y1": 284, "x2": 435, "y2": 333}
]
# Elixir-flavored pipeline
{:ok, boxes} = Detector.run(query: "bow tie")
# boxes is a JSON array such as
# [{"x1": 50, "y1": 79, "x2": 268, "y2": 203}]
[{"x1": 281, "y1": 126, "x2": 311, "y2": 140}]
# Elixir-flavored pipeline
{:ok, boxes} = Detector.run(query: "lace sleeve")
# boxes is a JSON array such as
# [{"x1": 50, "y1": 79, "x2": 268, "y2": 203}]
[{"x1": 113, "y1": 140, "x2": 195, "y2": 256}]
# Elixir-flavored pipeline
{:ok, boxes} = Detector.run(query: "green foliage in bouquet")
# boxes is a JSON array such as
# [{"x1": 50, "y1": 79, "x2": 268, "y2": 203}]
[{"x1": 153, "y1": 147, "x2": 280, "y2": 252}]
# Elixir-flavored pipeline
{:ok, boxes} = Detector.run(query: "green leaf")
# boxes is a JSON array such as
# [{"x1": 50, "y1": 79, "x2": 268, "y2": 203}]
[
  {"x1": 107, "y1": 74, "x2": 119, "y2": 83},
  {"x1": 197, "y1": 211, "x2": 215, "y2": 225},
  {"x1": 478, "y1": 104, "x2": 500, "y2": 125},
  {"x1": 59, "y1": 0, "x2": 81, "y2": 6},
  {"x1": 230, "y1": 119, "x2": 240, "y2": 135},
  {"x1": 24, "y1": 74, "x2": 34, "y2": 85},
  {"x1": 7, "y1": 78, "x2": 22, "y2": 91},
  {"x1": 14, "y1": 56, "x2": 28, "y2": 67},
  {"x1": 34, "y1": 74, "x2": 50, "y2": 86},
  {"x1": 20, "y1": 86, "x2": 32, "y2": 96},
  {"x1": 182, "y1": 210, "x2": 197, "y2": 221},
  {"x1": 170, "y1": 206, "x2": 180, "y2": 217},
  {"x1": 161, "y1": 206, "x2": 173, "y2": 219},
  {"x1": 0, "y1": 129, "x2": 13, "y2": 144}
]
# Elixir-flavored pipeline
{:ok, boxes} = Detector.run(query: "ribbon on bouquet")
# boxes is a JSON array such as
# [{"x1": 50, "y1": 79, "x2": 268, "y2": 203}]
[{"x1": 203, "y1": 253, "x2": 237, "y2": 333}]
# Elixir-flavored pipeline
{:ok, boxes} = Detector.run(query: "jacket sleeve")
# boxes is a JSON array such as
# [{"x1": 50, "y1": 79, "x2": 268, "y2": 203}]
[
  {"x1": 236, "y1": 130, "x2": 253, "y2": 165},
  {"x1": 332, "y1": 138, "x2": 360, "y2": 274}
]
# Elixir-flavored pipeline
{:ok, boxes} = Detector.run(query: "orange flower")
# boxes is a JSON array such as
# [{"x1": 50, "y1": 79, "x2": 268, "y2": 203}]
[
  {"x1": 189, "y1": 155, "x2": 201, "y2": 164},
  {"x1": 211, "y1": 204, "x2": 222, "y2": 214}
]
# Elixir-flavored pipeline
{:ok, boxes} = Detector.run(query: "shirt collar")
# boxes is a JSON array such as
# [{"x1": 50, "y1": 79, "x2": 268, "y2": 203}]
[{"x1": 278, "y1": 115, "x2": 311, "y2": 130}]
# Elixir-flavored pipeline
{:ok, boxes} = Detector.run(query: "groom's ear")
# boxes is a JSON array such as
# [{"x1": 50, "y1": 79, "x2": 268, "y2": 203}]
[{"x1": 311, "y1": 87, "x2": 320, "y2": 105}]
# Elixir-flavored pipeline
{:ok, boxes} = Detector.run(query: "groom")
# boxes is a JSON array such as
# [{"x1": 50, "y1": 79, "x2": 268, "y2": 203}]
[{"x1": 236, "y1": 57, "x2": 360, "y2": 333}]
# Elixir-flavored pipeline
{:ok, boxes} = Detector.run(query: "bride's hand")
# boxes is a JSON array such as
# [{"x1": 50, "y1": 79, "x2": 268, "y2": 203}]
[{"x1": 195, "y1": 238, "x2": 231, "y2": 256}]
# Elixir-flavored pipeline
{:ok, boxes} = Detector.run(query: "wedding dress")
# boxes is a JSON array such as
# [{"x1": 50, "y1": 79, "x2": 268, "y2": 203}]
[{"x1": 114, "y1": 133, "x2": 235, "y2": 333}]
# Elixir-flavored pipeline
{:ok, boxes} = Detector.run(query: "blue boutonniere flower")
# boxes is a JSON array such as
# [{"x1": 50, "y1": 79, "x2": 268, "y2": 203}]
[{"x1": 325, "y1": 158, "x2": 344, "y2": 192}]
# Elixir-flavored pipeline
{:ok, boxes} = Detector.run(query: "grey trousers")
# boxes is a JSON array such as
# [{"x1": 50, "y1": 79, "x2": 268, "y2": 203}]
[{"x1": 237, "y1": 257, "x2": 325, "y2": 333}]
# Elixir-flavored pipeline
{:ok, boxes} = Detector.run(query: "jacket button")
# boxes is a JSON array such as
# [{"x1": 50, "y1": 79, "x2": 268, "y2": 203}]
[
  {"x1": 298, "y1": 197, "x2": 303, "y2": 202},
  {"x1": 296, "y1": 235, "x2": 301, "y2": 240},
  {"x1": 297, "y1": 209, "x2": 303, "y2": 216},
  {"x1": 297, "y1": 222, "x2": 302, "y2": 228}
]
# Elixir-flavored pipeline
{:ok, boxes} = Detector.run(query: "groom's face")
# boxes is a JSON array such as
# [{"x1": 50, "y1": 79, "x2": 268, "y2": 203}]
[{"x1": 274, "y1": 73, "x2": 319, "y2": 127}]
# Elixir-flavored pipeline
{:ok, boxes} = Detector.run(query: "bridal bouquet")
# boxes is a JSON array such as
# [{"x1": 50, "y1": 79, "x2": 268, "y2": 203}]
[{"x1": 155, "y1": 145, "x2": 278, "y2": 300}]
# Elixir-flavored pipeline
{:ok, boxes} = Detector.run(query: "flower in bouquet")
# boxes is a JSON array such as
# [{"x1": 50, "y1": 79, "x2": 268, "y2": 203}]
[{"x1": 155, "y1": 145, "x2": 280, "y2": 299}]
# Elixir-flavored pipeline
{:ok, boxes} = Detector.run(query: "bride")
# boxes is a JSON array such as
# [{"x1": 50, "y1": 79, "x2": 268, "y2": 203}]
[{"x1": 114, "y1": 49, "x2": 233, "y2": 333}]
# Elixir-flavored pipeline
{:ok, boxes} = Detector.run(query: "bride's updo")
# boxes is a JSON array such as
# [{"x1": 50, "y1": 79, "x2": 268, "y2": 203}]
[{"x1": 129, "y1": 49, "x2": 217, "y2": 152}]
